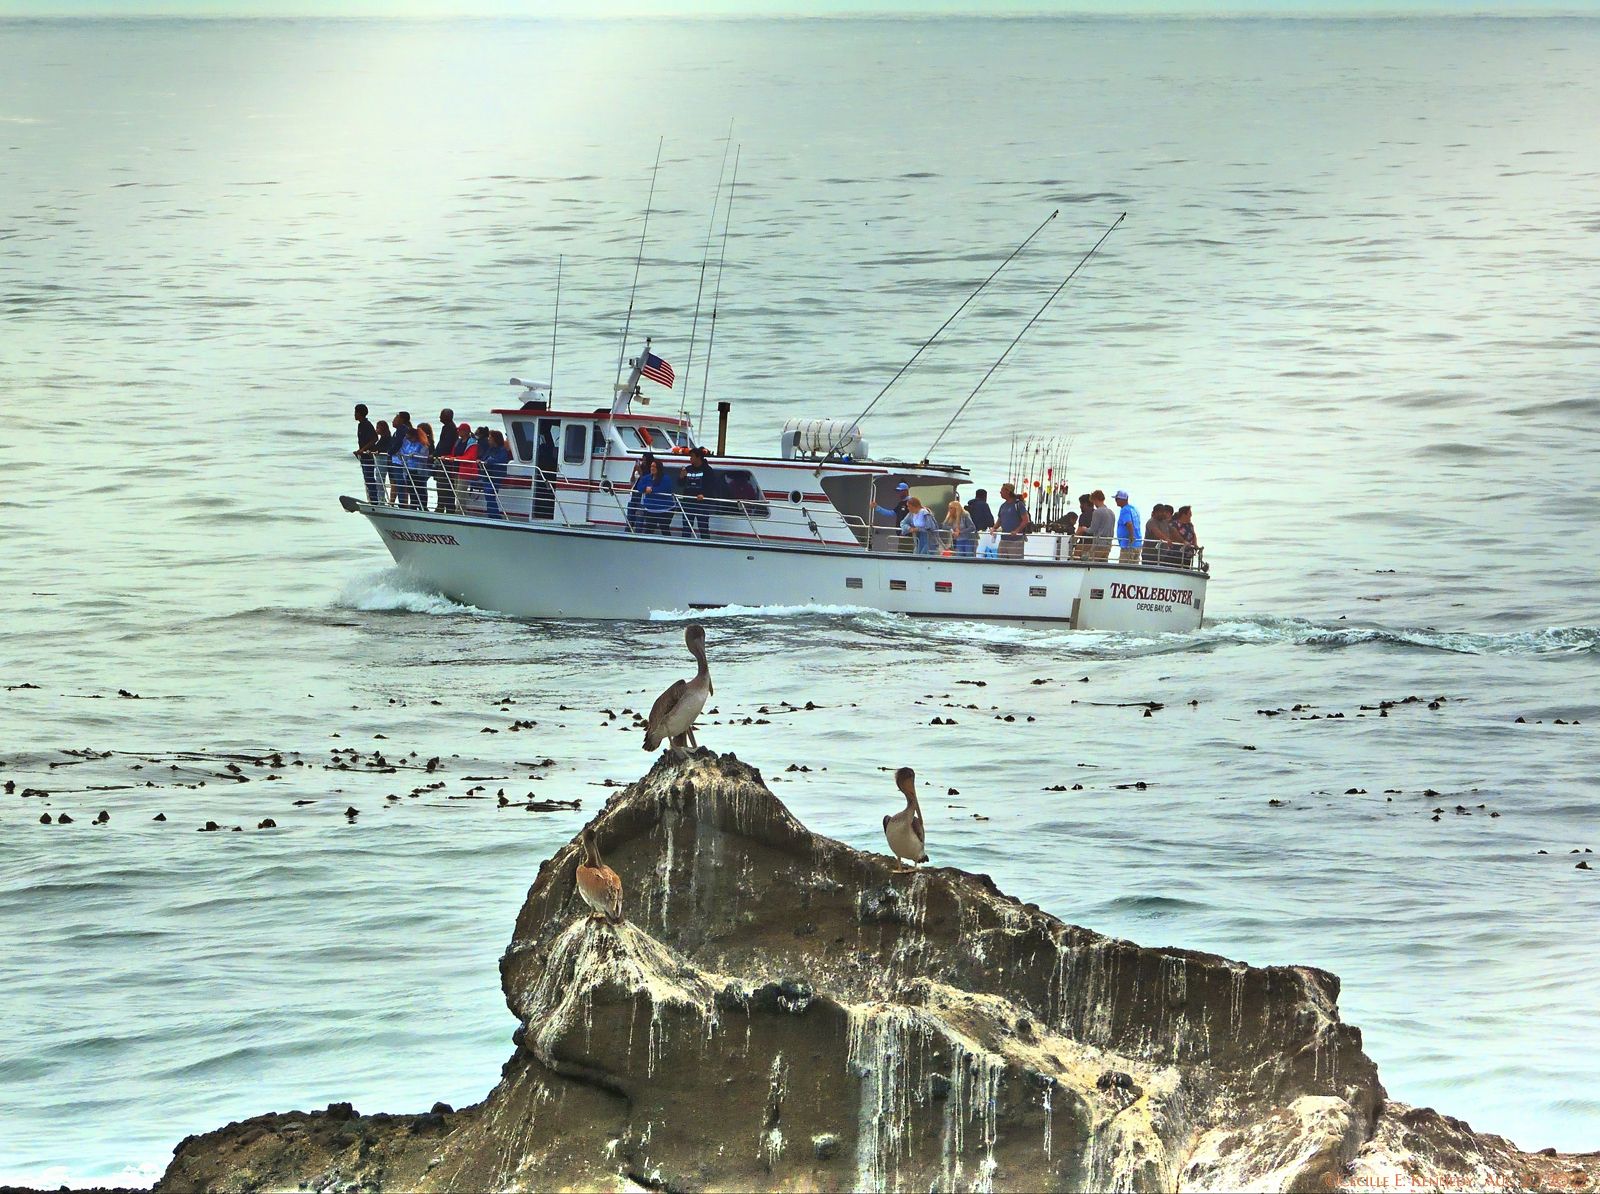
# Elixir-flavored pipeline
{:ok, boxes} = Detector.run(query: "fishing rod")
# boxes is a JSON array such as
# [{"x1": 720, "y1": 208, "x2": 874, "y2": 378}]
[
  {"x1": 824, "y1": 208, "x2": 1060, "y2": 463},
  {"x1": 681, "y1": 123, "x2": 733, "y2": 423},
  {"x1": 698, "y1": 144, "x2": 739, "y2": 432},
  {"x1": 923, "y1": 212, "x2": 1125, "y2": 462},
  {"x1": 549, "y1": 254, "x2": 561, "y2": 397},
  {"x1": 616, "y1": 137, "x2": 664, "y2": 386}
]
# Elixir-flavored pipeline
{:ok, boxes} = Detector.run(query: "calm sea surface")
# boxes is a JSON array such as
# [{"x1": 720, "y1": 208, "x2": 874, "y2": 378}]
[{"x1": 2, "y1": 14, "x2": 1598, "y2": 1185}]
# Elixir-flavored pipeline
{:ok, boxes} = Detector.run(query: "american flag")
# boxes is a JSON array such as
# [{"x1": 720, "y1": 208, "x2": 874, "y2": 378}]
[{"x1": 640, "y1": 350, "x2": 675, "y2": 389}]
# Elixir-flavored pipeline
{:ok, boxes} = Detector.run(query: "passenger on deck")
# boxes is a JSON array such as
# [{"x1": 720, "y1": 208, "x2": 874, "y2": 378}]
[
  {"x1": 533, "y1": 422, "x2": 558, "y2": 521},
  {"x1": 388, "y1": 412, "x2": 413, "y2": 504},
  {"x1": 899, "y1": 498, "x2": 939, "y2": 556},
  {"x1": 633, "y1": 457, "x2": 676, "y2": 536},
  {"x1": 1088, "y1": 490, "x2": 1116, "y2": 561},
  {"x1": 678, "y1": 447, "x2": 718, "y2": 540},
  {"x1": 450, "y1": 422, "x2": 477, "y2": 515},
  {"x1": 371, "y1": 420, "x2": 393, "y2": 503},
  {"x1": 354, "y1": 405, "x2": 380, "y2": 502},
  {"x1": 479, "y1": 430, "x2": 512, "y2": 520},
  {"x1": 1146, "y1": 504, "x2": 1175, "y2": 565},
  {"x1": 1070, "y1": 493, "x2": 1095, "y2": 558},
  {"x1": 966, "y1": 489, "x2": 994, "y2": 533},
  {"x1": 870, "y1": 483, "x2": 901, "y2": 552},
  {"x1": 944, "y1": 500, "x2": 977, "y2": 557},
  {"x1": 996, "y1": 484, "x2": 1032, "y2": 559},
  {"x1": 435, "y1": 410, "x2": 458, "y2": 514},
  {"x1": 1114, "y1": 490, "x2": 1142, "y2": 564},
  {"x1": 892, "y1": 482, "x2": 911, "y2": 525},
  {"x1": 398, "y1": 426, "x2": 429, "y2": 509},
  {"x1": 626, "y1": 451, "x2": 656, "y2": 531},
  {"x1": 1171, "y1": 505, "x2": 1199, "y2": 566}
]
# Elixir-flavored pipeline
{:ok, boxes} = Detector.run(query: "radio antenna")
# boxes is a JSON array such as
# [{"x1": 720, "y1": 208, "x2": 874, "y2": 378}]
[
  {"x1": 616, "y1": 137, "x2": 664, "y2": 386},
  {"x1": 924, "y1": 212, "x2": 1124, "y2": 461},
  {"x1": 550, "y1": 254, "x2": 561, "y2": 397},
  {"x1": 681, "y1": 121, "x2": 733, "y2": 424},
  {"x1": 697, "y1": 143, "x2": 739, "y2": 432},
  {"x1": 825, "y1": 208, "x2": 1058, "y2": 463}
]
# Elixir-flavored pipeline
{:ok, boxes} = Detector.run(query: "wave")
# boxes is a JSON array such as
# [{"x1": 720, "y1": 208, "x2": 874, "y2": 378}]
[
  {"x1": 1199, "y1": 616, "x2": 1599, "y2": 658},
  {"x1": 333, "y1": 570, "x2": 492, "y2": 618},
  {"x1": 0, "y1": 1160, "x2": 162, "y2": 1191},
  {"x1": 331, "y1": 573, "x2": 1596, "y2": 659}
]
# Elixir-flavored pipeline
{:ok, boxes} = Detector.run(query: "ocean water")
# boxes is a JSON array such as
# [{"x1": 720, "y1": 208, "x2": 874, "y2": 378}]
[{"x1": 3, "y1": 13, "x2": 1599, "y2": 1185}]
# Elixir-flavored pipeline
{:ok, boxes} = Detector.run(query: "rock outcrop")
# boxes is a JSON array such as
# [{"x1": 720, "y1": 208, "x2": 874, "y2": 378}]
[{"x1": 158, "y1": 751, "x2": 1598, "y2": 1192}]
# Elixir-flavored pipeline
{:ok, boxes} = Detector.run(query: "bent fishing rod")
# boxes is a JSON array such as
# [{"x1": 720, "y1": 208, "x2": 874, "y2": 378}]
[
  {"x1": 822, "y1": 208, "x2": 1059, "y2": 463},
  {"x1": 922, "y1": 211, "x2": 1125, "y2": 463}
]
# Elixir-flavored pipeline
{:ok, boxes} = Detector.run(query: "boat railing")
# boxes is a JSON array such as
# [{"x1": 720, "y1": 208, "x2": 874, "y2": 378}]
[{"x1": 354, "y1": 457, "x2": 1205, "y2": 572}]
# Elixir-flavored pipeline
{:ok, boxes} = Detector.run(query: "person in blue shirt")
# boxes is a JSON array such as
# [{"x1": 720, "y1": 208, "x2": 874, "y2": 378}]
[
  {"x1": 1114, "y1": 489, "x2": 1143, "y2": 564},
  {"x1": 633, "y1": 458, "x2": 676, "y2": 535},
  {"x1": 478, "y1": 430, "x2": 513, "y2": 520},
  {"x1": 899, "y1": 498, "x2": 939, "y2": 555},
  {"x1": 995, "y1": 483, "x2": 1032, "y2": 558}
]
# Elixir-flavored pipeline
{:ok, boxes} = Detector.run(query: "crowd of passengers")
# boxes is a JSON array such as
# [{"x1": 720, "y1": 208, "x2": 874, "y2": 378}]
[
  {"x1": 356, "y1": 404, "x2": 1200, "y2": 566},
  {"x1": 354, "y1": 405, "x2": 518, "y2": 518},
  {"x1": 880, "y1": 483, "x2": 1200, "y2": 567}
]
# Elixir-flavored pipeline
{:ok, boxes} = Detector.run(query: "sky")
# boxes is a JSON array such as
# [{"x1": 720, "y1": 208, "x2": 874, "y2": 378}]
[{"x1": 0, "y1": 0, "x2": 1594, "y2": 16}]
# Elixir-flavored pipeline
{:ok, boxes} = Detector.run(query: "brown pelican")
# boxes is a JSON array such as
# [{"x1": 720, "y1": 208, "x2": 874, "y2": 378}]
[
  {"x1": 575, "y1": 826, "x2": 623, "y2": 923},
  {"x1": 643, "y1": 623, "x2": 712, "y2": 756},
  {"x1": 883, "y1": 766, "x2": 928, "y2": 871}
]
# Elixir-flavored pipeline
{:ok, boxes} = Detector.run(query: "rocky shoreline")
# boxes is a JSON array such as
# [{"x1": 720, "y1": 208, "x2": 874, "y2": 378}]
[{"x1": 153, "y1": 750, "x2": 1596, "y2": 1192}]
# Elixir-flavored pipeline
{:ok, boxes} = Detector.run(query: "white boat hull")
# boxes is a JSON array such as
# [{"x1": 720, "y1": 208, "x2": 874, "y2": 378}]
[{"x1": 356, "y1": 505, "x2": 1207, "y2": 632}]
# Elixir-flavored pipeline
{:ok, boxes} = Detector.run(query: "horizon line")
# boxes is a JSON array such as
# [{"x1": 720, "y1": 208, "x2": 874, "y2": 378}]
[{"x1": 2, "y1": 7, "x2": 1595, "y2": 17}]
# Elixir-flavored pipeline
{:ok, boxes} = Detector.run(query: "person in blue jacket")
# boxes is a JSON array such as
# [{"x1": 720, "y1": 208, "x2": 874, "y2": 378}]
[
  {"x1": 899, "y1": 497, "x2": 940, "y2": 555},
  {"x1": 477, "y1": 430, "x2": 513, "y2": 519},
  {"x1": 633, "y1": 458, "x2": 676, "y2": 535},
  {"x1": 1114, "y1": 489, "x2": 1143, "y2": 564}
]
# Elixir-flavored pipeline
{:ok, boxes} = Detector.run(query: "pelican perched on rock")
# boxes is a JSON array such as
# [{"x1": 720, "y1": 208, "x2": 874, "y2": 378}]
[
  {"x1": 883, "y1": 766, "x2": 928, "y2": 871},
  {"x1": 575, "y1": 826, "x2": 623, "y2": 923},
  {"x1": 643, "y1": 623, "x2": 712, "y2": 756}
]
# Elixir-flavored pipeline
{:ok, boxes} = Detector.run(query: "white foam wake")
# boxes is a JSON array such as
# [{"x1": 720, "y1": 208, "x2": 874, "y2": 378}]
[{"x1": 333, "y1": 569, "x2": 491, "y2": 617}]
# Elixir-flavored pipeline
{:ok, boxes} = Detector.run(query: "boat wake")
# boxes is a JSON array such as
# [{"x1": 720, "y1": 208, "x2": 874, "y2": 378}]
[
  {"x1": 1200, "y1": 615, "x2": 1599, "y2": 658},
  {"x1": 334, "y1": 571, "x2": 1595, "y2": 659},
  {"x1": 333, "y1": 570, "x2": 495, "y2": 618}
]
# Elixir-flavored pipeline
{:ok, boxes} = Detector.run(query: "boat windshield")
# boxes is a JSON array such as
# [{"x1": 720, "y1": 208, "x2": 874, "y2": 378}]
[{"x1": 617, "y1": 424, "x2": 693, "y2": 452}]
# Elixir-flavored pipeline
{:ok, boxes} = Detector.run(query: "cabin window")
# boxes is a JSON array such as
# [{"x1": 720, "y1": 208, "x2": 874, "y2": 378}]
[
  {"x1": 617, "y1": 424, "x2": 690, "y2": 452},
  {"x1": 511, "y1": 421, "x2": 536, "y2": 463},
  {"x1": 592, "y1": 423, "x2": 607, "y2": 454},
  {"x1": 935, "y1": 581, "x2": 952, "y2": 594},
  {"x1": 1030, "y1": 586, "x2": 1047, "y2": 597},
  {"x1": 982, "y1": 584, "x2": 1000, "y2": 596},
  {"x1": 846, "y1": 577, "x2": 864, "y2": 589},
  {"x1": 718, "y1": 469, "x2": 768, "y2": 519},
  {"x1": 889, "y1": 579, "x2": 908, "y2": 592},
  {"x1": 563, "y1": 424, "x2": 587, "y2": 464}
]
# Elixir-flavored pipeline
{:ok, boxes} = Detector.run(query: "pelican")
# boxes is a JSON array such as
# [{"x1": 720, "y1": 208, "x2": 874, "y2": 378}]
[
  {"x1": 643, "y1": 623, "x2": 712, "y2": 756},
  {"x1": 575, "y1": 825, "x2": 623, "y2": 923},
  {"x1": 883, "y1": 766, "x2": 928, "y2": 871}
]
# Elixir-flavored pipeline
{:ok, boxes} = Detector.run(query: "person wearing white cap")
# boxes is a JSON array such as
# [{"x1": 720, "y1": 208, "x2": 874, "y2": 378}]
[{"x1": 1114, "y1": 489, "x2": 1143, "y2": 564}]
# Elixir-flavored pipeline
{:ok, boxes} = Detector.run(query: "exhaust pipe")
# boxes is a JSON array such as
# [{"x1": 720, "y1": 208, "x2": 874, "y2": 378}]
[{"x1": 716, "y1": 401, "x2": 731, "y2": 456}]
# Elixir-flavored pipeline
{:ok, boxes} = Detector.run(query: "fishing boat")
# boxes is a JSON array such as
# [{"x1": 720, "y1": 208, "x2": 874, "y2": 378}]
[{"x1": 340, "y1": 350, "x2": 1208, "y2": 630}]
